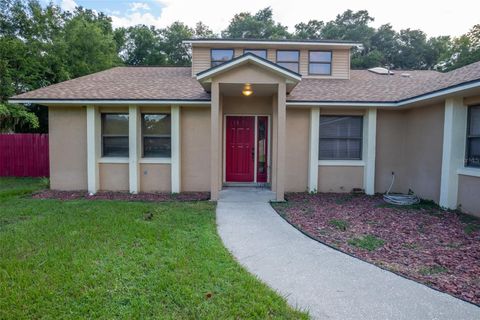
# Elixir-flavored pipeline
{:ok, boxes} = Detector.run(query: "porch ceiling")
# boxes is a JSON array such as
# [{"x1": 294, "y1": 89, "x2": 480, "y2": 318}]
[{"x1": 220, "y1": 83, "x2": 277, "y2": 97}]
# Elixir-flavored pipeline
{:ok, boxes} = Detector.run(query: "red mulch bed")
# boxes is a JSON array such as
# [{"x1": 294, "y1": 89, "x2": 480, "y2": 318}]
[
  {"x1": 32, "y1": 190, "x2": 210, "y2": 202},
  {"x1": 272, "y1": 192, "x2": 480, "y2": 305}
]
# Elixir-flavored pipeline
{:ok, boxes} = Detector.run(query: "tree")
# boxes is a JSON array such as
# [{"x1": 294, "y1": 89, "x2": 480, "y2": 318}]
[
  {"x1": 117, "y1": 25, "x2": 165, "y2": 65},
  {"x1": 194, "y1": 21, "x2": 216, "y2": 38},
  {"x1": 222, "y1": 7, "x2": 289, "y2": 39},
  {"x1": 439, "y1": 24, "x2": 480, "y2": 71},
  {"x1": 63, "y1": 8, "x2": 120, "y2": 78},
  {"x1": 293, "y1": 20, "x2": 324, "y2": 39},
  {"x1": 161, "y1": 21, "x2": 194, "y2": 65}
]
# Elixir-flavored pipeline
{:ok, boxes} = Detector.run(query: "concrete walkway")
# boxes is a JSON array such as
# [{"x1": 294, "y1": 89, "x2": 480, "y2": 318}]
[{"x1": 216, "y1": 188, "x2": 480, "y2": 320}]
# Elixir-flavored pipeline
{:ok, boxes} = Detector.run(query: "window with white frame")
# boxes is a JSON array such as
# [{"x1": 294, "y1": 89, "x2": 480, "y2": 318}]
[
  {"x1": 466, "y1": 105, "x2": 480, "y2": 167},
  {"x1": 101, "y1": 113, "x2": 129, "y2": 157},
  {"x1": 319, "y1": 116, "x2": 363, "y2": 160},
  {"x1": 142, "y1": 114, "x2": 171, "y2": 158}
]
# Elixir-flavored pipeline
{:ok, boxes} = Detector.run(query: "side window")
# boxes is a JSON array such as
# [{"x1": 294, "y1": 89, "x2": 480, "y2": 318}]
[
  {"x1": 102, "y1": 113, "x2": 129, "y2": 157},
  {"x1": 319, "y1": 116, "x2": 363, "y2": 160},
  {"x1": 466, "y1": 106, "x2": 480, "y2": 167},
  {"x1": 142, "y1": 114, "x2": 171, "y2": 158},
  {"x1": 276, "y1": 50, "x2": 299, "y2": 73},
  {"x1": 309, "y1": 51, "x2": 332, "y2": 75},
  {"x1": 211, "y1": 49, "x2": 234, "y2": 67}
]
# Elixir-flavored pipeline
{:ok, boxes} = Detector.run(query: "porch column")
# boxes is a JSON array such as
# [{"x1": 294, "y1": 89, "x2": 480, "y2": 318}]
[
  {"x1": 276, "y1": 82, "x2": 286, "y2": 201},
  {"x1": 128, "y1": 105, "x2": 140, "y2": 193},
  {"x1": 440, "y1": 97, "x2": 467, "y2": 209},
  {"x1": 86, "y1": 105, "x2": 99, "y2": 194},
  {"x1": 271, "y1": 95, "x2": 278, "y2": 192},
  {"x1": 308, "y1": 107, "x2": 320, "y2": 193},
  {"x1": 210, "y1": 81, "x2": 220, "y2": 200},
  {"x1": 171, "y1": 105, "x2": 181, "y2": 193},
  {"x1": 363, "y1": 107, "x2": 377, "y2": 195}
]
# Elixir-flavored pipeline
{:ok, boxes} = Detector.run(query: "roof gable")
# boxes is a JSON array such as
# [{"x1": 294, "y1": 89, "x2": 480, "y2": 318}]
[{"x1": 196, "y1": 53, "x2": 302, "y2": 83}]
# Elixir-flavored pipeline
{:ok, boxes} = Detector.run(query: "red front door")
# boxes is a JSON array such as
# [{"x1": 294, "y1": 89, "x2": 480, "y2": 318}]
[{"x1": 226, "y1": 116, "x2": 255, "y2": 182}]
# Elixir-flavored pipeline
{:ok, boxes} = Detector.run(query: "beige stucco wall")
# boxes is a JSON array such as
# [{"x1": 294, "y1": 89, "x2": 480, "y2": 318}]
[
  {"x1": 375, "y1": 104, "x2": 444, "y2": 202},
  {"x1": 99, "y1": 163, "x2": 129, "y2": 191},
  {"x1": 48, "y1": 106, "x2": 88, "y2": 190},
  {"x1": 139, "y1": 164, "x2": 171, "y2": 192},
  {"x1": 285, "y1": 108, "x2": 309, "y2": 191},
  {"x1": 191, "y1": 46, "x2": 350, "y2": 79},
  {"x1": 223, "y1": 96, "x2": 272, "y2": 115},
  {"x1": 181, "y1": 107, "x2": 211, "y2": 191},
  {"x1": 457, "y1": 175, "x2": 480, "y2": 217},
  {"x1": 375, "y1": 109, "x2": 408, "y2": 193},
  {"x1": 318, "y1": 166, "x2": 364, "y2": 192}
]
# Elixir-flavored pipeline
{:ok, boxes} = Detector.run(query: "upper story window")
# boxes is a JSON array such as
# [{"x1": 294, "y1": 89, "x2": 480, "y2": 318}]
[
  {"x1": 102, "y1": 113, "x2": 129, "y2": 157},
  {"x1": 309, "y1": 51, "x2": 332, "y2": 75},
  {"x1": 466, "y1": 106, "x2": 480, "y2": 167},
  {"x1": 276, "y1": 50, "x2": 299, "y2": 73},
  {"x1": 211, "y1": 49, "x2": 234, "y2": 67},
  {"x1": 319, "y1": 116, "x2": 363, "y2": 160},
  {"x1": 243, "y1": 49, "x2": 267, "y2": 59},
  {"x1": 142, "y1": 114, "x2": 171, "y2": 158}
]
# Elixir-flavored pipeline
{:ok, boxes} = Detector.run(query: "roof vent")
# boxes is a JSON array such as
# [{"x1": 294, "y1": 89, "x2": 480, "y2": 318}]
[
  {"x1": 401, "y1": 73, "x2": 411, "y2": 78},
  {"x1": 368, "y1": 67, "x2": 394, "y2": 75}
]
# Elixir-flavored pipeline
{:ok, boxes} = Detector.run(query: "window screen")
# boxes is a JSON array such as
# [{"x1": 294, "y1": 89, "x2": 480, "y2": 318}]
[
  {"x1": 276, "y1": 50, "x2": 299, "y2": 73},
  {"x1": 142, "y1": 114, "x2": 171, "y2": 158},
  {"x1": 466, "y1": 106, "x2": 480, "y2": 167},
  {"x1": 102, "y1": 113, "x2": 129, "y2": 157},
  {"x1": 309, "y1": 51, "x2": 332, "y2": 75},
  {"x1": 319, "y1": 116, "x2": 363, "y2": 160}
]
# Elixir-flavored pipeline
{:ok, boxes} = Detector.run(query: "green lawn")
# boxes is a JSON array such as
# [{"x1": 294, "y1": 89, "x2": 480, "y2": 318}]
[{"x1": 0, "y1": 178, "x2": 307, "y2": 319}]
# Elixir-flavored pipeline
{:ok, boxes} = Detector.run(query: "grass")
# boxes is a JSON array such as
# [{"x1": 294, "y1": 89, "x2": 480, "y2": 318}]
[
  {"x1": 419, "y1": 265, "x2": 449, "y2": 276},
  {"x1": 348, "y1": 235, "x2": 385, "y2": 251},
  {"x1": 0, "y1": 178, "x2": 307, "y2": 319},
  {"x1": 328, "y1": 219, "x2": 349, "y2": 231}
]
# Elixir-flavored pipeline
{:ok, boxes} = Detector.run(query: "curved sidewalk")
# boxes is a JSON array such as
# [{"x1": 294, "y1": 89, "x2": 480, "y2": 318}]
[{"x1": 216, "y1": 188, "x2": 480, "y2": 320}]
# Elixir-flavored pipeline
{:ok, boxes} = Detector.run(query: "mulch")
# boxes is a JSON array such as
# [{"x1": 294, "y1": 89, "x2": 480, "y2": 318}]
[
  {"x1": 32, "y1": 190, "x2": 210, "y2": 202},
  {"x1": 272, "y1": 192, "x2": 480, "y2": 305}
]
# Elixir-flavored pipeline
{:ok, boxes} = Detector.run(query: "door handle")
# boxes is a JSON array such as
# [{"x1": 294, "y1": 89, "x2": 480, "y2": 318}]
[{"x1": 251, "y1": 148, "x2": 255, "y2": 160}]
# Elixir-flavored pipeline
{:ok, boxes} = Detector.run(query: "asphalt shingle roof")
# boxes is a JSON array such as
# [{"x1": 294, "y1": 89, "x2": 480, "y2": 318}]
[{"x1": 10, "y1": 61, "x2": 480, "y2": 103}]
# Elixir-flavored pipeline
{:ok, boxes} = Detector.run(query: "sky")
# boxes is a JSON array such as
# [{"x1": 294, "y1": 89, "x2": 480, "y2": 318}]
[{"x1": 51, "y1": 0, "x2": 480, "y2": 37}]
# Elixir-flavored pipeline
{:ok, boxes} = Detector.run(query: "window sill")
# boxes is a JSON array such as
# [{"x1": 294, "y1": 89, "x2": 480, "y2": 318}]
[
  {"x1": 457, "y1": 167, "x2": 480, "y2": 178},
  {"x1": 318, "y1": 160, "x2": 365, "y2": 167},
  {"x1": 139, "y1": 158, "x2": 171, "y2": 164},
  {"x1": 98, "y1": 157, "x2": 129, "y2": 164}
]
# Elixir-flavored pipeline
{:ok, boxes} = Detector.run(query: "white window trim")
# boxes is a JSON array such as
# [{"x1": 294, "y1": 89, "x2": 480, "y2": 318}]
[
  {"x1": 457, "y1": 167, "x2": 480, "y2": 178},
  {"x1": 139, "y1": 158, "x2": 172, "y2": 164},
  {"x1": 98, "y1": 157, "x2": 129, "y2": 164},
  {"x1": 318, "y1": 160, "x2": 365, "y2": 166}
]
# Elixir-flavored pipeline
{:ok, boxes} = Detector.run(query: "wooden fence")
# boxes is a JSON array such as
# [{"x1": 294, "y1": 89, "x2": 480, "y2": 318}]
[{"x1": 0, "y1": 134, "x2": 49, "y2": 177}]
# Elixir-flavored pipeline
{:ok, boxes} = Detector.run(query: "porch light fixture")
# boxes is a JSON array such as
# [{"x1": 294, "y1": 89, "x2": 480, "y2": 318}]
[{"x1": 242, "y1": 83, "x2": 253, "y2": 96}]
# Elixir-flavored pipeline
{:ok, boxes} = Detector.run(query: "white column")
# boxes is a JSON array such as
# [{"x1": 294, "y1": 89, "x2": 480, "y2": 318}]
[
  {"x1": 308, "y1": 107, "x2": 320, "y2": 193},
  {"x1": 129, "y1": 105, "x2": 139, "y2": 193},
  {"x1": 440, "y1": 97, "x2": 467, "y2": 209},
  {"x1": 171, "y1": 105, "x2": 181, "y2": 193},
  {"x1": 364, "y1": 108, "x2": 377, "y2": 195},
  {"x1": 86, "y1": 105, "x2": 99, "y2": 194}
]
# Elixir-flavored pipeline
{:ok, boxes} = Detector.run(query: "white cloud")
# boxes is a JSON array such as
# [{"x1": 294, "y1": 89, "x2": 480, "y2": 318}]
[
  {"x1": 111, "y1": 0, "x2": 480, "y2": 37},
  {"x1": 60, "y1": 0, "x2": 77, "y2": 12},
  {"x1": 130, "y1": 2, "x2": 150, "y2": 12}
]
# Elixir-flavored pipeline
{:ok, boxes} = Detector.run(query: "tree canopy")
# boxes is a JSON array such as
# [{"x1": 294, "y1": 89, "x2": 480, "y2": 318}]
[{"x1": 1, "y1": 2, "x2": 479, "y2": 132}]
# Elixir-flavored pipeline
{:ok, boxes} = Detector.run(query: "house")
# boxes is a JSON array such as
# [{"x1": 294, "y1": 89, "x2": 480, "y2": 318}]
[{"x1": 9, "y1": 38, "x2": 480, "y2": 216}]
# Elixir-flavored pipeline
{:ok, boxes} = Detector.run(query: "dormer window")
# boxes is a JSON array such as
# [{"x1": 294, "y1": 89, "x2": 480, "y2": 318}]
[
  {"x1": 276, "y1": 50, "x2": 299, "y2": 73},
  {"x1": 309, "y1": 51, "x2": 332, "y2": 75},
  {"x1": 211, "y1": 49, "x2": 234, "y2": 67},
  {"x1": 244, "y1": 49, "x2": 267, "y2": 59}
]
